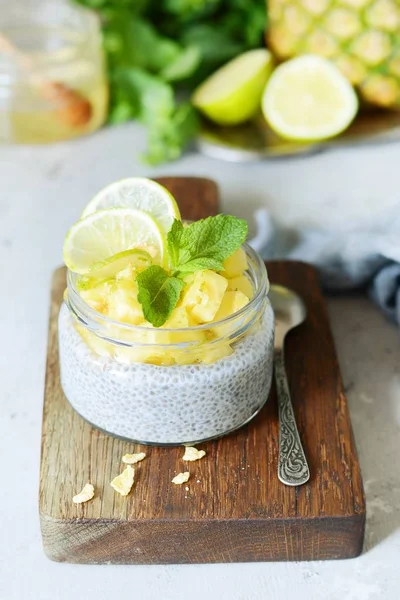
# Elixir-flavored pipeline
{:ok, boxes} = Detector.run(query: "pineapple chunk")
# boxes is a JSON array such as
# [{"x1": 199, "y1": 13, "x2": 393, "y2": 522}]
[
  {"x1": 200, "y1": 341, "x2": 233, "y2": 364},
  {"x1": 165, "y1": 304, "x2": 189, "y2": 328},
  {"x1": 173, "y1": 349, "x2": 200, "y2": 365},
  {"x1": 79, "y1": 279, "x2": 114, "y2": 313},
  {"x1": 215, "y1": 291, "x2": 249, "y2": 321},
  {"x1": 221, "y1": 247, "x2": 248, "y2": 278},
  {"x1": 227, "y1": 275, "x2": 253, "y2": 299},
  {"x1": 173, "y1": 339, "x2": 233, "y2": 365},
  {"x1": 213, "y1": 291, "x2": 249, "y2": 337},
  {"x1": 182, "y1": 270, "x2": 227, "y2": 323},
  {"x1": 76, "y1": 324, "x2": 114, "y2": 358},
  {"x1": 114, "y1": 326, "x2": 176, "y2": 365},
  {"x1": 115, "y1": 345, "x2": 176, "y2": 366},
  {"x1": 160, "y1": 305, "x2": 207, "y2": 344},
  {"x1": 107, "y1": 279, "x2": 144, "y2": 325}
]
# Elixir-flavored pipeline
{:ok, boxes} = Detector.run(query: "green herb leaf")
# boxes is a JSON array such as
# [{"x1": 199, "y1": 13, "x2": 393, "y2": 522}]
[
  {"x1": 168, "y1": 215, "x2": 248, "y2": 274},
  {"x1": 112, "y1": 67, "x2": 198, "y2": 164},
  {"x1": 175, "y1": 256, "x2": 225, "y2": 273},
  {"x1": 160, "y1": 45, "x2": 202, "y2": 82},
  {"x1": 167, "y1": 219, "x2": 184, "y2": 269},
  {"x1": 137, "y1": 265, "x2": 185, "y2": 327}
]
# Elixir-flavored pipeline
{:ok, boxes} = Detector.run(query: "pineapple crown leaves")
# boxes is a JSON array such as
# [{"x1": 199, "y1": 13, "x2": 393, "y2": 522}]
[{"x1": 137, "y1": 215, "x2": 248, "y2": 327}]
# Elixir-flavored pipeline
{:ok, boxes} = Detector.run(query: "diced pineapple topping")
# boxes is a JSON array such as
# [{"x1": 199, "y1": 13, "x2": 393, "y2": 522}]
[
  {"x1": 227, "y1": 275, "x2": 253, "y2": 299},
  {"x1": 107, "y1": 279, "x2": 144, "y2": 325},
  {"x1": 181, "y1": 270, "x2": 228, "y2": 323},
  {"x1": 115, "y1": 346, "x2": 176, "y2": 366},
  {"x1": 213, "y1": 291, "x2": 249, "y2": 337},
  {"x1": 79, "y1": 279, "x2": 114, "y2": 313},
  {"x1": 199, "y1": 341, "x2": 234, "y2": 364},
  {"x1": 161, "y1": 305, "x2": 207, "y2": 344},
  {"x1": 76, "y1": 325, "x2": 114, "y2": 358},
  {"x1": 76, "y1": 246, "x2": 254, "y2": 366},
  {"x1": 215, "y1": 291, "x2": 249, "y2": 321},
  {"x1": 221, "y1": 247, "x2": 248, "y2": 278}
]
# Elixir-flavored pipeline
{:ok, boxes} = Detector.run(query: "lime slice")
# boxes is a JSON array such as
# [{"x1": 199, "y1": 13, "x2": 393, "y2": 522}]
[
  {"x1": 192, "y1": 49, "x2": 273, "y2": 126},
  {"x1": 64, "y1": 208, "x2": 165, "y2": 274},
  {"x1": 81, "y1": 178, "x2": 180, "y2": 237},
  {"x1": 262, "y1": 55, "x2": 358, "y2": 141}
]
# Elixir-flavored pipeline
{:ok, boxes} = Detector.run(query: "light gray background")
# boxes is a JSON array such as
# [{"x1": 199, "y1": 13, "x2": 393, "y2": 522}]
[{"x1": 1, "y1": 123, "x2": 399, "y2": 600}]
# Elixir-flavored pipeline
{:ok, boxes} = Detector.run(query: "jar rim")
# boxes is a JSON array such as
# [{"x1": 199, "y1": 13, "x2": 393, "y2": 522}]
[{"x1": 65, "y1": 243, "x2": 270, "y2": 342}]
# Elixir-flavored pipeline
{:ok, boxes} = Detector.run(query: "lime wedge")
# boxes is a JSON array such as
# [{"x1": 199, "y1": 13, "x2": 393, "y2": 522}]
[
  {"x1": 192, "y1": 49, "x2": 273, "y2": 126},
  {"x1": 262, "y1": 55, "x2": 358, "y2": 141},
  {"x1": 81, "y1": 178, "x2": 180, "y2": 237},
  {"x1": 64, "y1": 208, "x2": 165, "y2": 274}
]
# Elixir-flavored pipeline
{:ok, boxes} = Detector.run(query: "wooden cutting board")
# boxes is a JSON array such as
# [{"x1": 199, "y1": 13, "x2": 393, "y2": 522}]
[{"x1": 39, "y1": 177, "x2": 365, "y2": 564}]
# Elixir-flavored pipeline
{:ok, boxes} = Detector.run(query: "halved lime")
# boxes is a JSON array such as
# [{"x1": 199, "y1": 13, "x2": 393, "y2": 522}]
[
  {"x1": 192, "y1": 49, "x2": 273, "y2": 125},
  {"x1": 81, "y1": 178, "x2": 180, "y2": 237},
  {"x1": 262, "y1": 55, "x2": 358, "y2": 141},
  {"x1": 64, "y1": 208, "x2": 165, "y2": 274}
]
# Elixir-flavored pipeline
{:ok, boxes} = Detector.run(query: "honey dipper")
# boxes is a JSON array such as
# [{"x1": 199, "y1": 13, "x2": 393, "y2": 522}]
[{"x1": 0, "y1": 32, "x2": 92, "y2": 127}]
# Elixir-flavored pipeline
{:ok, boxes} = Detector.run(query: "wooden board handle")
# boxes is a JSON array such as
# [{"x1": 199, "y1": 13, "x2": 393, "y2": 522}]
[{"x1": 155, "y1": 177, "x2": 219, "y2": 220}]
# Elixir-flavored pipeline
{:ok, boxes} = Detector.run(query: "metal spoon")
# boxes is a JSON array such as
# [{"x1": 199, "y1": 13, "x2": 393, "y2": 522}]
[{"x1": 268, "y1": 285, "x2": 310, "y2": 486}]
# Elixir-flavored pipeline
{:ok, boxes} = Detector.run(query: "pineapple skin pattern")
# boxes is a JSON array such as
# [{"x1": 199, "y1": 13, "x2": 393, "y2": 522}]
[{"x1": 267, "y1": 0, "x2": 400, "y2": 107}]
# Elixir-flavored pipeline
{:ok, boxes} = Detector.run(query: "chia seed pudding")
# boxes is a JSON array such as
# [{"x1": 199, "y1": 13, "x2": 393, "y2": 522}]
[{"x1": 59, "y1": 299, "x2": 274, "y2": 444}]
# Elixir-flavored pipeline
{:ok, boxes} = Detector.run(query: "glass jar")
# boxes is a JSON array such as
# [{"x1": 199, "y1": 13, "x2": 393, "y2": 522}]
[
  {"x1": 58, "y1": 244, "x2": 274, "y2": 445},
  {"x1": 0, "y1": 0, "x2": 108, "y2": 143}
]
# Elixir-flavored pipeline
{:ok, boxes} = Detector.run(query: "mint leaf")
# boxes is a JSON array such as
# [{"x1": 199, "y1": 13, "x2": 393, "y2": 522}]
[
  {"x1": 167, "y1": 219, "x2": 184, "y2": 269},
  {"x1": 169, "y1": 215, "x2": 248, "y2": 274},
  {"x1": 137, "y1": 265, "x2": 184, "y2": 327},
  {"x1": 176, "y1": 257, "x2": 225, "y2": 273}
]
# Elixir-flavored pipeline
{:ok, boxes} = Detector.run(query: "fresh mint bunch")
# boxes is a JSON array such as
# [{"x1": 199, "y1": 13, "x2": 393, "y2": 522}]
[
  {"x1": 74, "y1": 1, "x2": 267, "y2": 164},
  {"x1": 137, "y1": 214, "x2": 248, "y2": 327}
]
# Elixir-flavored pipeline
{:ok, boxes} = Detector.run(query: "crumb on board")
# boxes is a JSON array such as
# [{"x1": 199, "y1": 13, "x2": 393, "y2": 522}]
[
  {"x1": 122, "y1": 452, "x2": 146, "y2": 465},
  {"x1": 110, "y1": 465, "x2": 135, "y2": 496},
  {"x1": 72, "y1": 483, "x2": 94, "y2": 504},
  {"x1": 182, "y1": 446, "x2": 206, "y2": 462},
  {"x1": 172, "y1": 472, "x2": 190, "y2": 485}
]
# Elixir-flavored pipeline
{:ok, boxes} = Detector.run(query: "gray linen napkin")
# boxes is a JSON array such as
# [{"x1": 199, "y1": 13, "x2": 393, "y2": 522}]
[{"x1": 249, "y1": 205, "x2": 400, "y2": 326}]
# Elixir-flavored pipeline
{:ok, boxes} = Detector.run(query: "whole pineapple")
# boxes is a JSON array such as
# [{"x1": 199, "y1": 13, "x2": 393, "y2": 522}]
[{"x1": 267, "y1": 0, "x2": 400, "y2": 107}]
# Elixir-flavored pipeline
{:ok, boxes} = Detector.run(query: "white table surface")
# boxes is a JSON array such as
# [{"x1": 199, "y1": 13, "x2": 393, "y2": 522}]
[{"x1": 1, "y1": 123, "x2": 399, "y2": 600}]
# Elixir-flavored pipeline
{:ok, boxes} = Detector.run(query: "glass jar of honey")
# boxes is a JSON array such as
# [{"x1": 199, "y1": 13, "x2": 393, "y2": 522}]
[{"x1": 0, "y1": 0, "x2": 108, "y2": 143}]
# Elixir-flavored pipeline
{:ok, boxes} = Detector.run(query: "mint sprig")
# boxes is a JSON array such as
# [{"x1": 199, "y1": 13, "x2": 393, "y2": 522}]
[
  {"x1": 137, "y1": 215, "x2": 248, "y2": 327},
  {"x1": 168, "y1": 215, "x2": 248, "y2": 274}
]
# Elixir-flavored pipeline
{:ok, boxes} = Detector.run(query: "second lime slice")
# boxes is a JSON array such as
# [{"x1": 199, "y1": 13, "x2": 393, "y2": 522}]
[
  {"x1": 64, "y1": 208, "x2": 165, "y2": 273},
  {"x1": 81, "y1": 178, "x2": 180, "y2": 238}
]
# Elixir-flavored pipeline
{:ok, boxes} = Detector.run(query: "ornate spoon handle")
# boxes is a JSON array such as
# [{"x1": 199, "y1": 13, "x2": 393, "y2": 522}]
[{"x1": 274, "y1": 348, "x2": 310, "y2": 486}]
